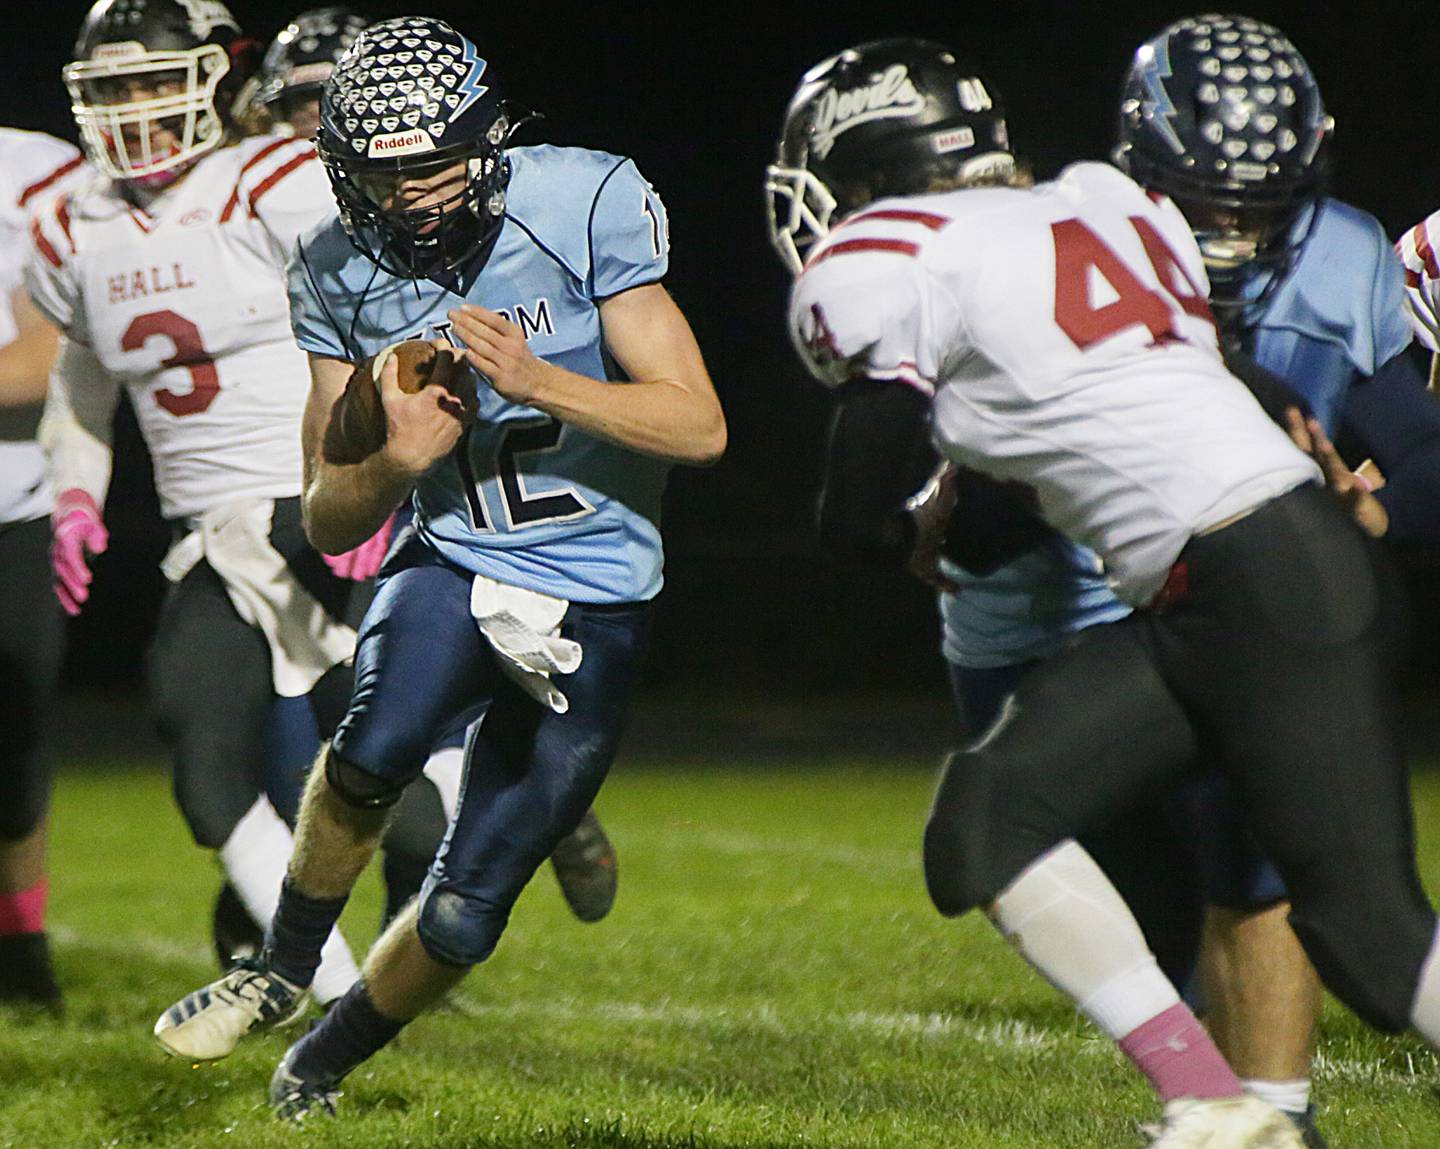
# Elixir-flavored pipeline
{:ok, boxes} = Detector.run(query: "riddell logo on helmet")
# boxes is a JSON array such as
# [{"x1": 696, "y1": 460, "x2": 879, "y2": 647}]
[{"x1": 368, "y1": 129, "x2": 436, "y2": 158}]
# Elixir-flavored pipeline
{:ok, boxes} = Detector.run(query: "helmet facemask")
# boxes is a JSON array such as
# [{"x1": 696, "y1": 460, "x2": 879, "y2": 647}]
[
  {"x1": 322, "y1": 113, "x2": 512, "y2": 281},
  {"x1": 764, "y1": 161, "x2": 838, "y2": 276},
  {"x1": 65, "y1": 43, "x2": 231, "y2": 187}
]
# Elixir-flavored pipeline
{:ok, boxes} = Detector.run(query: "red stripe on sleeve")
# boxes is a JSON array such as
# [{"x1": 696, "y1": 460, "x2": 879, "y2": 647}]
[
  {"x1": 246, "y1": 148, "x2": 318, "y2": 215},
  {"x1": 806, "y1": 237, "x2": 920, "y2": 269},
  {"x1": 55, "y1": 196, "x2": 76, "y2": 253},
  {"x1": 18, "y1": 155, "x2": 83, "y2": 208},
  {"x1": 30, "y1": 216, "x2": 61, "y2": 269},
  {"x1": 1414, "y1": 222, "x2": 1440, "y2": 281},
  {"x1": 843, "y1": 208, "x2": 951, "y2": 231},
  {"x1": 1407, "y1": 268, "x2": 1422, "y2": 289},
  {"x1": 221, "y1": 137, "x2": 306, "y2": 222}
]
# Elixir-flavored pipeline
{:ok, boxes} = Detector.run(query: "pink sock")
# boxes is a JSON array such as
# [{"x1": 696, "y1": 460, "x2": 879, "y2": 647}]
[
  {"x1": 1118, "y1": 1002, "x2": 1242, "y2": 1102},
  {"x1": 0, "y1": 879, "x2": 48, "y2": 935}
]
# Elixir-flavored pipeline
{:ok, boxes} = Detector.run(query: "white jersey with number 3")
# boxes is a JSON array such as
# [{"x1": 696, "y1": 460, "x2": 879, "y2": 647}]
[
  {"x1": 25, "y1": 134, "x2": 330, "y2": 519},
  {"x1": 789, "y1": 162, "x2": 1319, "y2": 605}
]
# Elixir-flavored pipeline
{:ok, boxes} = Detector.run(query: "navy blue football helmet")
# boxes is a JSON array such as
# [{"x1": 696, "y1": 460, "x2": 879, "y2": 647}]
[
  {"x1": 317, "y1": 16, "x2": 515, "y2": 279},
  {"x1": 1114, "y1": 14, "x2": 1332, "y2": 320},
  {"x1": 766, "y1": 39, "x2": 1013, "y2": 274}
]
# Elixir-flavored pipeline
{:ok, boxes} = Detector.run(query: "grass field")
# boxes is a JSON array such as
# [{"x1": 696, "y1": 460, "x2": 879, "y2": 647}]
[{"x1": 5, "y1": 750, "x2": 1440, "y2": 1148}]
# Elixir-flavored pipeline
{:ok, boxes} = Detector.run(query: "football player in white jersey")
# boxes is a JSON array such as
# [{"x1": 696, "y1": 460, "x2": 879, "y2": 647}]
[
  {"x1": 26, "y1": 0, "x2": 374, "y2": 1006},
  {"x1": 0, "y1": 127, "x2": 88, "y2": 1013},
  {"x1": 1396, "y1": 214, "x2": 1440, "y2": 389},
  {"x1": 769, "y1": 39, "x2": 1440, "y2": 1149}
]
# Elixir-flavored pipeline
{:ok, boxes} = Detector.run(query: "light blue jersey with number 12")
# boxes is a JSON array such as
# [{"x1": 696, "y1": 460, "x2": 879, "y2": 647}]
[{"x1": 288, "y1": 144, "x2": 673, "y2": 604}]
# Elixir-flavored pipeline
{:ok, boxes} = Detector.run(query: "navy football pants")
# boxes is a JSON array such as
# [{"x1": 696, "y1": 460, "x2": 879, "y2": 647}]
[{"x1": 333, "y1": 532, "x2": 649, "y2": 967}]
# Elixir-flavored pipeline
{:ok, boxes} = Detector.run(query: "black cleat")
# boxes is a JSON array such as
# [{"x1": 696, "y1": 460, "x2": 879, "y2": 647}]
[
  {"x1": 269, "y1": 1044, "x2": 341, "y2": 1123},
  {"x1": 211, "y1": 882, "x2": 264, "y2": 969},
  {"x1": 549, "y1": 809, "x2": 618, "y2": 923},
  {"x1": 0, "y1": 932, "x2": 63, "y2": 1016},
  {"x1": 1292, "y1": 1106, "x2": 1331, "y2": 1149}
]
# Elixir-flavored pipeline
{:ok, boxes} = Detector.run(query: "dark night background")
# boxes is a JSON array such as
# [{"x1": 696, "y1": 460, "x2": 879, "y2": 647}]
[{"x1": 4, "y1": 2, "x2": 1438, "y2": 724}]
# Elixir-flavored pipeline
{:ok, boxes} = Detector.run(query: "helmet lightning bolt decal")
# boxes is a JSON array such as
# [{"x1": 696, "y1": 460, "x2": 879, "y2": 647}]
[
  {"x1": 1137, "y1": 39, "x2": 1184, "y2": 156},
  {"x1": 450, "y1": 39, "x2": 490, "y2": 123}
]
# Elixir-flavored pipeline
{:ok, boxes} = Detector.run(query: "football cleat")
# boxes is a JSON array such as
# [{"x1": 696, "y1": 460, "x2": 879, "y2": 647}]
[
  {"x1": 269, "y1": 1044, "x2": 341, "y2": 1123},
  {"x1": 0, "y1": 933, "x2": 63, "y2": 1016},
  {"x1": 1149, "y1": 1096, "x2": 1305, "y2": 1148},
  {"x1": 153, "y1": 955, "x2": 309, "y2": 1062},
  {"x1": 549, "y1": 809, "x2": 618, "y2": 923},
  {"x1": 1294, "y1": 1105, "x2": 1331, "y2": 1149}
]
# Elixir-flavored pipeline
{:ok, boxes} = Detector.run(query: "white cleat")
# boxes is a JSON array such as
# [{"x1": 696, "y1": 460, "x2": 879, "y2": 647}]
[
  {"x1": 153, "y1": 957, "x2": 310, "y2": 1062},
  {"x1": 1149, "y1": 1096, "x2": 1306, "y2": 1148}
]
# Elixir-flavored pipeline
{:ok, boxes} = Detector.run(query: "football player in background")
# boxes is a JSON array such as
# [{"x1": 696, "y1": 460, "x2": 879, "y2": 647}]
[
  {"x1": 1105, "y1": 17, "x2": 1440, "y2": 1144},
  {"x1": 0, "y1": 128, "x2": 87, "y2": 1014},
  {"x1": 153, "y1": 17, "x2": 724, "y2": 1121},
  {"x1": 27, "y1": 0, "x2": 371, "y2": 1007},
  {"x1": 231, "y1": 5, "x2": 368, "y2": 141},
  {"x1": 1396, "y1": 214, "x2": 1440, "y2": 390},
  {"x1": 769, "y1": 37, "x2": 1440, "y2": 1149}
]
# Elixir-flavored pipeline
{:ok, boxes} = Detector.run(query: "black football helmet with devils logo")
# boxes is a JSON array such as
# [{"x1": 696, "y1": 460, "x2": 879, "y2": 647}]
[{"x1": 766, "y1": 39, "x2": 1012, "y2": 274}]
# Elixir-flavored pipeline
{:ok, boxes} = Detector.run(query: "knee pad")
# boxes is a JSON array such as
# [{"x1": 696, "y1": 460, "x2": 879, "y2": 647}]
[
  {"x1": 415, "y1": 887, "x2": 504, "y2": 968},
  {"x1": 325, "y1": 749, "x2": 408, "y2": 810}
]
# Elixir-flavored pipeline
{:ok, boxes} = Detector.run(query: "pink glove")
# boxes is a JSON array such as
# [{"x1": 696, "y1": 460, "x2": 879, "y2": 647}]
[
  {"x1": 321, "y1": 512, "x2": 396, "y2": 581},
  {"x1": 51, "y1": 488, "x2": 109, "y2": 617}
]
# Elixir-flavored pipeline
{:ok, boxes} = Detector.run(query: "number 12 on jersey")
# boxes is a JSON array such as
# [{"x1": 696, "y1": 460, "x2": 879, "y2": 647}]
[
  {"x1": 455, "y1": 416, "x2": 597, "y2": 532},
  {"x1": 1052, "y1": 216, "x2": 1214, "y2": 351}
]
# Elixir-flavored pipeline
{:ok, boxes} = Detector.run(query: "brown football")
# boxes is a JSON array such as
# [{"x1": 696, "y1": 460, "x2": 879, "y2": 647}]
[{"x1": 322, "y1": 341, "x2": 471, "y2": 465}]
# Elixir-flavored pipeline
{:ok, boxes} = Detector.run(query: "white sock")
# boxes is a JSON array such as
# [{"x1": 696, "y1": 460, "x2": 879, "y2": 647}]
[
  {"x1": 989, "y1": 839, "x2": 1180, "y2": 1040},
  {"x1": 1242, "y1": 1077, "x2": 1310, "y2": 1116},
  {"x1": 218, "y1": 797, "x2": 360, "y2": 1004},
  {"x1": 1409, "y1": 920, "x2": 1440, "y2": 1047}
]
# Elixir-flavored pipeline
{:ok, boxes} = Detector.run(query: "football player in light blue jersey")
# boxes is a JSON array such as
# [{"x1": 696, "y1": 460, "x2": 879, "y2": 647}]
[
  {"x1": 909, "y1": 17, "x2": 1440, "y2": 1147},
  {"x1": 155, "y1": 16, "x2": 725, "y2": 1119}
]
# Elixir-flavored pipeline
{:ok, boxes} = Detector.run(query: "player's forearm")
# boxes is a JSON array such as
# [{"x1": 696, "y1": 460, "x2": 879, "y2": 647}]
[
  {"x1": 522, "y1": 363, "x2": 727, "y2": 466},
  {"x1": 303, "y1": 453, "x2": 414, "y2": 554},
  {"x1": 0, "y1": 340, "x2": 58, "y2": 407}
]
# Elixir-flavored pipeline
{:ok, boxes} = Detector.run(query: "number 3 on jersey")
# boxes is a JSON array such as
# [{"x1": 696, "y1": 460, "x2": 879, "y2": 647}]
[
  {"x1": 1052, "y1": 216, "x2": 1214, "y2": 351},
  {"x1": 121, "y1": 309, "x2": 221, "y2": 415}
]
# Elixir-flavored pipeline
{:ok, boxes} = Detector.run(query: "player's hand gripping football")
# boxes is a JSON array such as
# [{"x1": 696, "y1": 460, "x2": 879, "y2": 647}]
[
  {"x1": 50, "y1": 488, "x2": 109, "y2": 616},
  {"x1": 376, "y1": 342, "x2": 475, "y2": 476},
  {"x1": 447, "y1": 304, "x2": 553, "y2": 405},
  {"x1": 905, "y1": 462, "x2": 962, "y2": 593},
  {"x1": 324, "y1": 340, "x2": 477, "y2": 472},
  {"x1": 1284, "y1": 407, "x2": 1389, "y2": 538}
]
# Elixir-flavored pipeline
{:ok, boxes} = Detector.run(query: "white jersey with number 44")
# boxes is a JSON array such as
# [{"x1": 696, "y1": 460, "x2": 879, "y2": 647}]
[
  {"x1": 25, "y1": 134, "x2": 329, "y2": 519},
  {"x1": 789, "y1": 161, "x2": 1319, "y2": 606}
]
